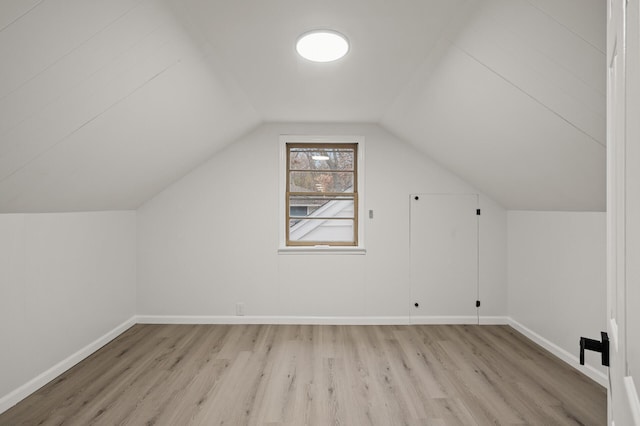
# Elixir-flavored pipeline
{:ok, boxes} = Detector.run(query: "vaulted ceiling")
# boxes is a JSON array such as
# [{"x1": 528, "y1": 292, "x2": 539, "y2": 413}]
[{"x1": 0, "y1": 0, "x2": 605, "y2": 212}]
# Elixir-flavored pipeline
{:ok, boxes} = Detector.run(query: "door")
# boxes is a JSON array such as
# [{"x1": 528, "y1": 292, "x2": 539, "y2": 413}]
[
  {"x1": 607, "y1": 0, "x2": 640, "y2": 423},
  {"x1": 410, "y1": 194, "x2": 479, "y2": 323}
]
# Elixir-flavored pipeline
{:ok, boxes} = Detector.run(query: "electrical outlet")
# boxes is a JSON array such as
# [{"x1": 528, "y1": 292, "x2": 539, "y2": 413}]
[{"x1": 236, "y1": 302, "x2": 245, "y2": 316}]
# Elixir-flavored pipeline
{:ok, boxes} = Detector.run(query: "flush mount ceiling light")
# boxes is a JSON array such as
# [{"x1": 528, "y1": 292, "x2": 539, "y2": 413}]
[{"x1": 296, "y1": 30, "x2": 349, "y2": 62}]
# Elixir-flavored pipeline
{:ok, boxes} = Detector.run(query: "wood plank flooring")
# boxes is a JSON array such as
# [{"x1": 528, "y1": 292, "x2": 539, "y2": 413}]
[{"x1": 0, "y1": 324, "x2": 606, "y2": 425}]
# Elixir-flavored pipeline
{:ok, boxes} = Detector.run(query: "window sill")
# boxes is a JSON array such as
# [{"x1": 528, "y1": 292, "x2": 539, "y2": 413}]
[{"x1": 278, "y1": 246, "x2": 366, "y2": 255}]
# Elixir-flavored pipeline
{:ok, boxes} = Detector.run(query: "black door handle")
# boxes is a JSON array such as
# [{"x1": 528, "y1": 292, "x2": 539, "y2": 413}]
[{"x1": 579, "y1": 332, "x2": 610, "y2": 367}]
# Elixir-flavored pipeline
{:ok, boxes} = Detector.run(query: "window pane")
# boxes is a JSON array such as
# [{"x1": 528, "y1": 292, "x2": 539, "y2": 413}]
[
  {"x1": 289, "y1": 196, "x2": 354, "y2": 219},
  {"x1": 289, "y1": 206, "x2": 308, "y2": 217},
  {"x1": 289, "y1": 148, "x2": 354, "y2": 171},
  {"x1": 289, "y1": 219, "x2": 355, "y2": 242},
  {"x1": 285, "y1": 142, "x2": 358, "y2": 247},
  {"x1": 289, "y1": 171, "x2": 354, "y2": 193}
]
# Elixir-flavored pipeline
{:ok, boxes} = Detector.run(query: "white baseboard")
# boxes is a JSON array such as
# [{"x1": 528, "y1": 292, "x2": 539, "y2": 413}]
[
  {"x1": 0, "y1": 316, "x2": 137, "y2": 415},
  {"x1": 136, "y1": 315, "x2": 511, "y2": 326},
  {"x1": 136, "y1": 315, "x2": 411, "y2": 325},
  {"x1": 480, "y1": 316, "x2": 510, "y2": 325},
  {"x1": 407, "y1": 316, "x2": 471, "y2": 324},
  {"x1": 411, "y1": 316, "x2": 510, "y2": 325},
  {"x1": 409, "y1": 316, "x2": 477, "y2": 325},
  {"x1": 508, "y1": 318, "x2": 608, "y2": 388}
]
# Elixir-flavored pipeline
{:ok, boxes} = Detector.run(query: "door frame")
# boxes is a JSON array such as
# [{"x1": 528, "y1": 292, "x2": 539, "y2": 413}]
[{"x1": 607, "y1": 0, "x2": 640, "y2": 423}]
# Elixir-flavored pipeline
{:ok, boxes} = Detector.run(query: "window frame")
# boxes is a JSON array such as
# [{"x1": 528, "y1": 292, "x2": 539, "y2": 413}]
[
  {"x1": 278, "y1": 135, "x2": 365, "y2": 254},
  {"x1": 286, "y1": 142, "x2": 358, "y2": 247}
]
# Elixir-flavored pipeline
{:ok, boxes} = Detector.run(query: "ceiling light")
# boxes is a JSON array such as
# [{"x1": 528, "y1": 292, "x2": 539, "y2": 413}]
[
  {"x1": 296, "y1": 30, "x2": 349, "y2": 62},
  {"x1": 312, "y1": 155, "x2": 330, "y2": 161}
]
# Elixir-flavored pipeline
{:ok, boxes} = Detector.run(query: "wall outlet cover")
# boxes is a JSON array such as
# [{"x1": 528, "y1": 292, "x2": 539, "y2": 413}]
[{"x1": 236, "y1": 303, "x2": 245, "y2": 316}]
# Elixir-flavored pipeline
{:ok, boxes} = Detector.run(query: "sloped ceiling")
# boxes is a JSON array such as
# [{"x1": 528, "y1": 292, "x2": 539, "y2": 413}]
[
  {"x1": 0, "y1": 0, "x2": 260, "y2": 212},
  {"x1": 382, "y1": 0, "x2": 606, "y2": 210},
  {"x1": 0, "y1": 0, "x2": 605, "y2": 212}
]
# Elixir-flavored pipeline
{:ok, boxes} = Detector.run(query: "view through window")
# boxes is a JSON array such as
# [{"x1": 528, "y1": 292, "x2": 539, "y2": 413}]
[{"x1": 286, "y1": 143, "x2": 358, "y2": 246}]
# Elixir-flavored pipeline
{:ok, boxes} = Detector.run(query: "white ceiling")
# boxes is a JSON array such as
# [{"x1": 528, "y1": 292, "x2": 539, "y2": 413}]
[
  {"x1": 0, "y1": 0, "x2": 605, "y2": 212},
  {"x1": 0, "y1": 0, "x2": 260, "y2": 212},
  {"x1": 166, "y1": 0, "x2": 469, "y2": 122},
  {"x1": 383, "y1": 0, "x2": 606, "y2": 210}
]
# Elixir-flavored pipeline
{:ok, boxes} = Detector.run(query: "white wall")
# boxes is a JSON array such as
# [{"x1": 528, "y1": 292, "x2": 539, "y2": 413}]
[
  {"x1": 508, "y1": 211, "x2": 606, "y2": 377},
  {"x1": 0, "y1": 124, "x2": 606, "y2": 411},
  {"x1": 0, "y1": 211, "x2": 136, "y2": 401},
  {"x1": 137, "y1": 123, "x2": 507, "y2": 320}
]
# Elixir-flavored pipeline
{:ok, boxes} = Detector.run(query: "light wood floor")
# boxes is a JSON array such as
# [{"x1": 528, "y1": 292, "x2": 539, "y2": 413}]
[{"x1": 0, "y1": 324, "x2": 606, "y2": 425}]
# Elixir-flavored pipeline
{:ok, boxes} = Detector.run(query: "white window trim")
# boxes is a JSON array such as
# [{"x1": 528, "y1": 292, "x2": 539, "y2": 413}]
[{"x1": 278, "y1": 134, "x2": 366, "y2": 254}]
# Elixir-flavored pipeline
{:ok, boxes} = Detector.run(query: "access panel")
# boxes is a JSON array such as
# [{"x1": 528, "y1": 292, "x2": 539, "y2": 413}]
[{"x1": 410, "y1": 194, "x2": 479, "y2": 322}]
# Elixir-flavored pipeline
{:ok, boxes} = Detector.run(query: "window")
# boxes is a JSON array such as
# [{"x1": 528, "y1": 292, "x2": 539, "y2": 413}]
[
  {"x1": 286, "y1": 143, "x2": 357, "y2": 246},
  {"x1": 281, "y1": 138, "x2": 363, "y2": 249}
]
